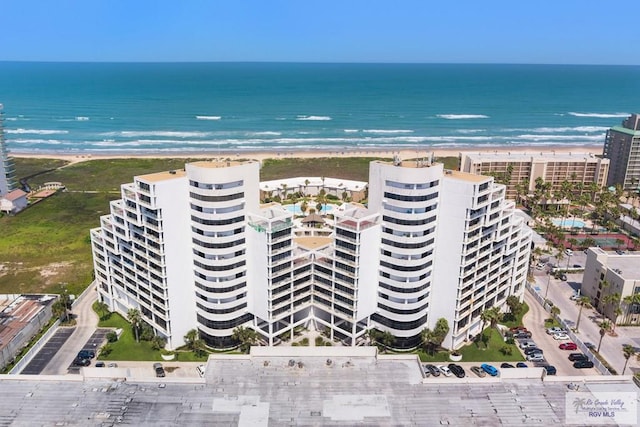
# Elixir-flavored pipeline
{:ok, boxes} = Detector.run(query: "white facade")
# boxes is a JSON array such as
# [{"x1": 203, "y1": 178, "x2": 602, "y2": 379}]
[
  {"x1": 92, "y1": 158, "x2": 531, "y2": 350},
  {"x1": 582, "y1": 248, "x2": 640, "y2": 325},
  {"x1": 0, "y1": 104, "x2": 18, "y2": 196}
]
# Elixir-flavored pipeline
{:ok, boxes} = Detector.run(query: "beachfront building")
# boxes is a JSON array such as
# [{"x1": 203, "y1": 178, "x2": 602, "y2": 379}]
[
  {"x1": 260, "y1": 177, "x2": 367, "y2": 203},
  {"x1": 459, "y1": 151, "x2": 609, "y2": 201},
  {"x1": 91, "y1": 158, "x2": 531, "y2": 350},
  {"x1": 603, "y1": 114, "x2": 640, "y2": 191},
  {"x1": 0, "y1": 104, "x2": 18, "y2": 196},
  {"x1": 581, "y1": 248, "x2": 640, "y2": 325}
]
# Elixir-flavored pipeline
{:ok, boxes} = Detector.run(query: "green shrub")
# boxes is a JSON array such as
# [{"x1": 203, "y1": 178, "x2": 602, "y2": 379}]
[
  {"x1": 300, "y1": 337, "x2": 309, "y2": 346},
  {"x1": 315, "y1": 336, "x2": 325, "y2": 346},
  {"x1": 106, "y1": 331, "x2": 118, "y2": 343}
]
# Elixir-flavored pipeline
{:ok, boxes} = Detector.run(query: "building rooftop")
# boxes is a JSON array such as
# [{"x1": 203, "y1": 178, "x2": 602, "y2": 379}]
[
  {"x1": 445, "y1": 169, "x2": 490, "y2": 183},
  {"x1": 260, "y1": 176, "x2": 366, "y2": 192},
  {"x1": 2, "y1": 189, "x2": 27, "y2": 201},
  {"x1": 603, "y1": 253, "x2": 640, "y2": 279},
  {"x1": 461, "y1": 151, "x2": 605, "y2": 163},
  {"x1": 0, "y1": 295, "x2": 55, "y2": 353},
  {"x1": 294, "y1": 236, "x2": 333, "y2": 250},
  {"x1": 610, "y1": 126, "x2": 640, "y2": 137},
  {"x1": 0, "y1": 347, "x2": 635, "y2": 425},
  {"x1": 137, "y1": 169, "x2": 186, "y2": 183},
  {"x1": 190, "y1": 160, "x2": 255, "y2": 169}
]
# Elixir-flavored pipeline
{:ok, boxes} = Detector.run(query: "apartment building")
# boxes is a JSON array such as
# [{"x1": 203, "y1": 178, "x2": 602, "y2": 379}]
[
  {"x1": 603, "y1": 113, "x2": 640, "y2": 190},
  {"x1": 0, "y1": 104, "x2": 18, "y2": 196},
  {"x1": 459, "y1": 151, "x2": 609, "y2": 200},
  {"x1": 582, "y1": 248, "x2": 640, "y2": 325},
  {"x1": 92, "y1": 157, "x2": 531, "y2": 350}
]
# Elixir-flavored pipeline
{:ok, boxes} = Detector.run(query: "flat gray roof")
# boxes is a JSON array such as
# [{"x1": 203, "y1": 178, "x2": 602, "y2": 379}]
[
  {"x1": 1, "y1": 348, "x2": 636, "y2": 425},
  {"x1": 605, "y1": 253, "x2": 640, "y2": 279}
]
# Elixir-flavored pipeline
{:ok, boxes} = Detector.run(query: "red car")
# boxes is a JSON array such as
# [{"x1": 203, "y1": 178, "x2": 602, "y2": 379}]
[
  {"x1": 509, "y1": 326, "x2": 528, "y2": 333},
  {"x1": 559, "y1": 342, "x2": 578, "y2": 351}
]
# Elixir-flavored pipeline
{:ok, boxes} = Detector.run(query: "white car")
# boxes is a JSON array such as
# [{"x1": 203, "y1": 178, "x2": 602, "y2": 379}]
[
  {"x1": 547, "y1": 327, "x2": 566, "y2": 335},
  {"x1": 535, "y1": 263, "x2": 546, "y2": 270},
  {"x1": 526, "y1": 353, "x2": 545, "y2": 362},
  {"x1": 565, "y1": 249, "x2": 574, "y2": 256},
  {"x1": 519, "y1": 341, "x2": 537, "y2": 349},
  {"x1": 438, "y1": 365, "x2": 452, "y2": 377},
  {"x1": 553, "y1": 333, "x2": 570, "y2": 341}
]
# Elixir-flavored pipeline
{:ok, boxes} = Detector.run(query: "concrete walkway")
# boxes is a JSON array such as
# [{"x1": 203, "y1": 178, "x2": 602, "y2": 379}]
[{"x1": 41, "y1": 286, "x2": 99, "y2": 375}]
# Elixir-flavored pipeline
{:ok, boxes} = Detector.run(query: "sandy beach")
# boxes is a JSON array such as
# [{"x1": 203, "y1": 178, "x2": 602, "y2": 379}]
[{"x1": 12, "y1": 145, "x2": 605, "y2": 164}]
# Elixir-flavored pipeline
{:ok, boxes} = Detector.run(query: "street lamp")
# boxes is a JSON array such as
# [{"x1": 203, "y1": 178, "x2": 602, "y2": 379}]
[{"x1": 544, "y1": 270, "x2": 552, "y2": 299}]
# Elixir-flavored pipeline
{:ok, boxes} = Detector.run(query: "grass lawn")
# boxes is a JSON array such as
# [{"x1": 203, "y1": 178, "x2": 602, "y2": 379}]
[
  {"x1": 96, "y1": 310, "x2": 163, "y2": 361},
  {"x1": 501, "y1": 303, "x2": 530, "y2": 329},
  {"x1": 457, "y1": 329, "x2": 525, "y2": 362}
]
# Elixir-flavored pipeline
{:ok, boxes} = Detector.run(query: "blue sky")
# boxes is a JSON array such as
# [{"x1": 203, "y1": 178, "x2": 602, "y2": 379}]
[{"x1": 2, "y1": 0, "x2": 639, "y2": 64}]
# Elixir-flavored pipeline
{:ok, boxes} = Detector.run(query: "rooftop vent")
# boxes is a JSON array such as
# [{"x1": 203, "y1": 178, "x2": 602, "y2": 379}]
[{"x1": 169, "y1": 170, "x2": 176, "y2": 175}]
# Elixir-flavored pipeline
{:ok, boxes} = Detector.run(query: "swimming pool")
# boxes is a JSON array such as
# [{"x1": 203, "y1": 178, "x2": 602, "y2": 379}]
[
  {"x1": 552, "y1": 218, "x2": 586, "y2": 228},
  {"x1": 285, "y1": 204, "x2": 333, "y2": 215}
]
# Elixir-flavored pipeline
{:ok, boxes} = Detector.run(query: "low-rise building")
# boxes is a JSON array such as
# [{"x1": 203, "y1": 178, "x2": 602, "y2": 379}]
[
  {"x1": 581, "y1": 248, "x2": 640, "y2": 325},
  {"x1": 0, "y1": 189, "x2": 28, "y2": 214}
]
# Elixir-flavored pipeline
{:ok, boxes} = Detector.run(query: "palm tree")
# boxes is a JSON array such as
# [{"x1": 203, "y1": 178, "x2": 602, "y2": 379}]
[
  {"x1": 596, "y1": 320, "x2": 611, "y2": 352},
  {"x1": 480, "y1": 307, "x2": 503, "y2": 345},
  {"x1": 551, "y1": 305, "x2": 561, "y2": 318},
  {"x1": 421, "y1": 328, "x2": 438, "y2": 356},
  {"x1": 574, "y1": 296, "x2": 591, "y2": 333},
  {"x1": 304, "y1": 179, "x2": 310, "y2": 197},
  {"x1": 127, "y1": 309, "x2": 142, "y2": 342},
  {"x1": 621, "y1": 344, "x2": 636, "y2": 375},
  {"x1": 379, "y1": 331, "x2": 395, "y2": 353},
  {"x1": 232, "y1": 326, "x2": 258, "y2": 353},
  {"x1": 95, "y1": 301, "x2": 110, "y2": 320}
]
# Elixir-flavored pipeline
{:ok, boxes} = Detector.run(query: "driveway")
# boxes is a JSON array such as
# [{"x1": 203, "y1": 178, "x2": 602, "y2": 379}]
[{"x1": 41, "y1": 286, "x2": 100, "y2": 375}]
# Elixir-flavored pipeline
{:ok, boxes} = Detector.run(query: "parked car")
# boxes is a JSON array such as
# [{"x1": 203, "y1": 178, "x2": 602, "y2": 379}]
[
  {"x1": 519, "y1": 341, "x2": 537, "y2": 349},
  {"x1": 513, "y1": 331, "x2": 532, "y2": 339},
  {"x1": 95, "y1": 361, "x2": 105, "y2": 368},
  {"x1": 470, "y1": 366, "x2": 486, "y2": 378},
  {"x1": 425, "y1": 364, "x2": 440, "y2": 377},
  {"x1": 153, "y1": 362, "x2": 166, "y2": 378},
  {"x1": 573, "y1": 360, "x2": 595, "y2": 369},
  {"x1": 481, "y1": 363, "x2": 499, "y2": 377},
  {"x1": 108, "y1": 363, "x2": 118, "y2": 368},
  {"x1": 500, "y1": 363, "x2": 515, "y2": 368},
  {"x1": 553, "y1": 333, "x2": 570, "y2": 341},
  {"x1": 535, "y1": 262, "x2": 546, "y2": 270},
  {"x1": 524, "y1": 347, "x2": 543, "y2": 356},
  {"x1": 77, "y1": 349, "x2": 96, "y2": 359},
  {"x1": 559, "y1": 342, "x2": 578, "y2": 351},
  {"x1": 546, "y1": 327, "x2": 566, "y2": 335},
  {"x1": 526, "y1": 353, "x2": 544, "y2": 362},
  {"x1": 568, "y1": 353, "x2": 588, "y2": 362},
  {"x1": 509, "y1": 326, "x2": 528, "y2": 333},
  {"x1": 565, "y1": 249, "x2": 573, "y2": 256},
  {"x1": 197, "y1": 364, "x2": 206, "y2": 378},
  {"x1": 516, "y1": 362, "x2": 528, "y2": 368},
  {"x1": 438, "y1": 365, "x2": 452, "y2": 377},
  {"x1": 72, "y1": 357, "x2": 91, "y2": 367},
  {"x1": 616, "y1": 250, "x2": 625, "y2": 255},
  {"x1": 570, "y1": 294, "x2": 581, "y2": 301},
  {"x1": 422, "y1": 365, "x2": 431, "y2": 377},
  {"x1": 543, "y1": 365, "x2": 557, "y2": 375},
  {"x1": 448, "y1": 364, "x2": 465, "y2": 378}
]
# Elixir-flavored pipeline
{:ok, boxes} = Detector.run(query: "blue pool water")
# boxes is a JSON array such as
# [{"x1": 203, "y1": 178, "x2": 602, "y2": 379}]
[
  {"x1": 552, "y1": 218, "x2": 586, "y2": 228},
  {"x1": 285, "y1": 204, "x2": 333, "y2": 215}
]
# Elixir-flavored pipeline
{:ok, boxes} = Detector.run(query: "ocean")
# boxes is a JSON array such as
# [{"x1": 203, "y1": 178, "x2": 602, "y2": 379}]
[{"x1": 0, "y1": 62, "x2": 639, "y2": 155}]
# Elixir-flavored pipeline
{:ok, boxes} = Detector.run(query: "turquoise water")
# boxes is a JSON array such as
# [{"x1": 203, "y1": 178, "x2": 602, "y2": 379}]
[
  {"x1": 552, "y1": 218, "x2": 586, "y2": 228},
  {"x1": 285, "y1": 204, "x2": 333, "y2": 215},
  {"x1": 1, "y1": 62, "x2": 639, "y2": 154}
]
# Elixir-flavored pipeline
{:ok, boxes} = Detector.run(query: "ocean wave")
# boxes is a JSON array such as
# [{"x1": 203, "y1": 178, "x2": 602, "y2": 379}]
[
  {"x1": 296, "y1": 115, "x2": 332, "y2": 121},
  {"x1": 502, "y1": 126, "x2": 609, "y2": 133},
  {"x1": 10, "y1": 138, "x2": 67, "y2": 145},
  {"x1": 436, "y1": 114, "x2": 489, "y2": 120},
  {"x1": 76, "y1": 116, "x2": 90, "y2": 121},
  {"x1": 196, "y1": 115, "x2": 221, "y2": 120},
  {"x1": 456, "y1": 129, "x2": 486, "y2": 134},
  {"x1": 343, "y1": 129, "x2": 359, "y2": 133},
  {"x1": 101, "y1": 130, "x2": 210, "y2": 138},
  {"x1": 362, "y1": 129, "x2": 414, "y2": 134},
  {"x1": 568, "y1": 112, "x2": 629, "y2": 118},
  {"x1": 246, "y1": 131, "x2": 282, "y2": 136},
  {"x1": 513, "y1": 134, "x2": 604, "y2": 141},
  {"x1": 6, "y1": 128, "x2": 69, "y2": 135}
]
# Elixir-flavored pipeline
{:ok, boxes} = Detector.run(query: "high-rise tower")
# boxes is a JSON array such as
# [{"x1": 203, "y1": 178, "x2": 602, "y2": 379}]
[
  {"x1": 603, "y1": 114, "x2": 640, "y2": 190},
  {"x1": 0, "y1": 104, "x2": 18, "y2": 196}
]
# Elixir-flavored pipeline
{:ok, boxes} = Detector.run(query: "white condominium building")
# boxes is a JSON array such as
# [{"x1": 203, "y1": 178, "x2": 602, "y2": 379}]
[
  {"x1": 92, "y1": 157, "x2": 531, "y2": 350},
  {"x1": 0, "y1": 104, "x2": 18, "y2": 196}
]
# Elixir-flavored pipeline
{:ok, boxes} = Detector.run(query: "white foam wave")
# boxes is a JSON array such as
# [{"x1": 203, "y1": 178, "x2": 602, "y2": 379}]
[
  {"x1": 362, "y1": 129, "x2": 414, "y2": 134},
  {"x1": 296, "y1": 115, "x2": 332, "y2": 121},
  {"x1": 103, "y1": 130, "x2": 210, "y2": 138},
  {"x1": 6, "y1": 128, "x2": 69, "y2": 135},
  {"x1": 196, "y1": 115, "x2": 221, "y2": 121},
  {"x1": 437, "y1": 114, "x2": 489, "y2": 120},
  {"x1": 503, "y1": 126, "x2": 609, "y2": 133},
  {"x1": 513, "y1": 134, "x2": 604, "y2": 141},
  {"x1": 76, "y1": 116, "x2": 90, "y2": 121},
  {"x1": 246, "y1": 131, "x2": 282, "y2": 136},
  {"x1": 343, "y1": 129, "x2": 359, "y2": 133},
  {"x1": 568, "y1": 112, "x2": 629, "y2": 118},
  {"x1": 456, "y1": 129, "x2": 486, "y2": 134},
  {"x1": 11, "y1": 138, "x2": 67, "y2": 145}
]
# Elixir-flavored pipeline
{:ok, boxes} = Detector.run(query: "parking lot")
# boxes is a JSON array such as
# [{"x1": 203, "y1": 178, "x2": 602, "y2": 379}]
[
  {"x1": 20, "y1": 327, "x2": 75, "y2": 375},
  {"x1": 67, "y1": 328, "x2": 111, "y2": 373}
]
